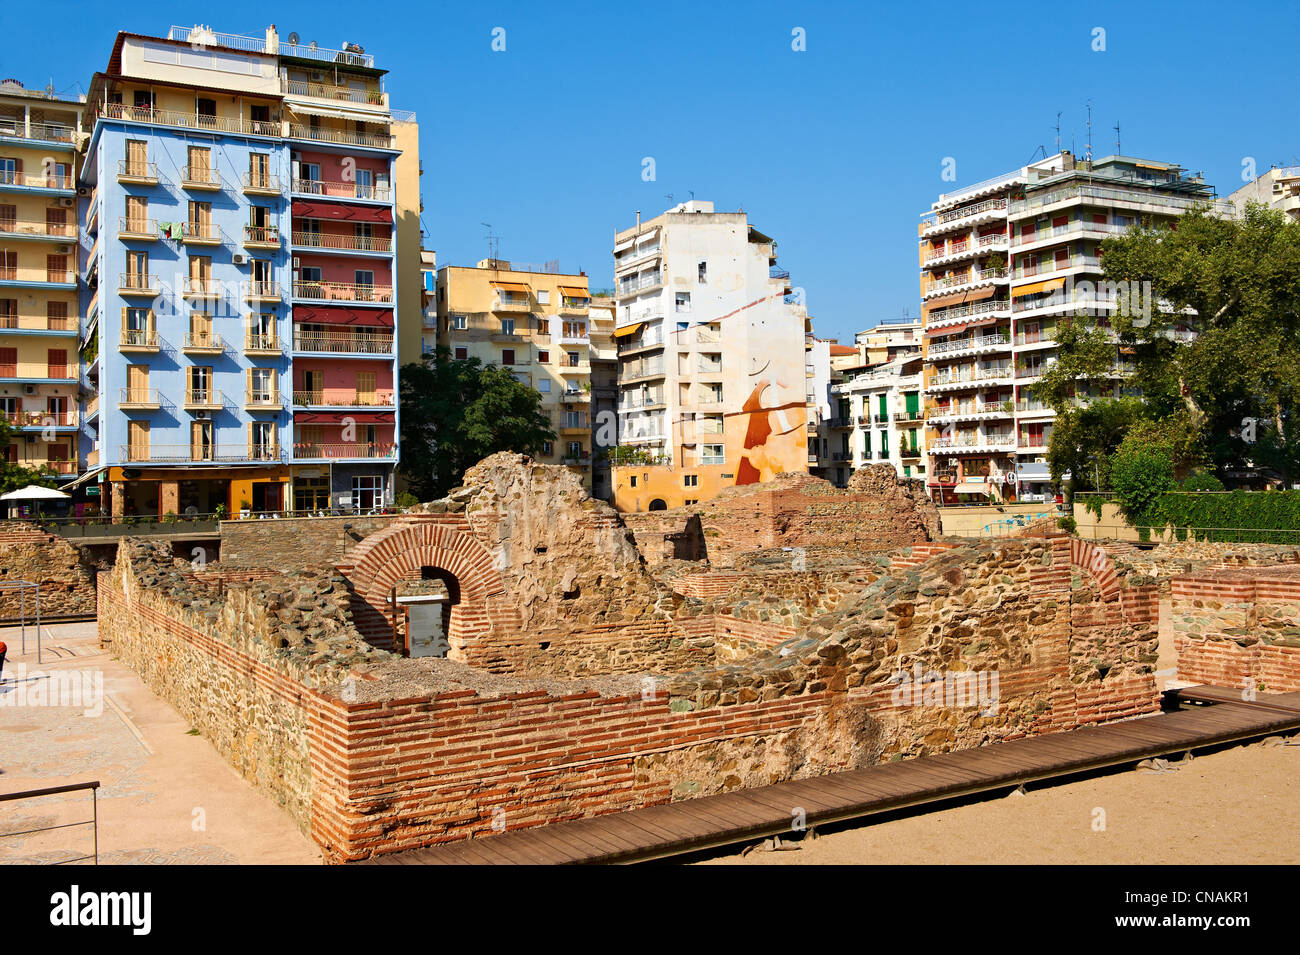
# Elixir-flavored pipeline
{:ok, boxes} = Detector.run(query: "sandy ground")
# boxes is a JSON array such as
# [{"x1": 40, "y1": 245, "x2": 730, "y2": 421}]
[
  {"x1": 0, "y1": 622, "x2": 321, "y2": 865},
  {"x1": 695, "y1": 737, "x2": 1300, "y2": 865}
]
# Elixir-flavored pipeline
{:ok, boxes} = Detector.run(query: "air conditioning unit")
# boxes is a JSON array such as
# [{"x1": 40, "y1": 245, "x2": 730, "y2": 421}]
[
  {"x1": 76, "y1": 186, "x2": 89, "y2": 196},
  {"x1": 232, "y1": 253, "x2": 248, "y2": 265},
  {"x1": 57, "y1": 244, "x2": 72, "y2": 254},
  {"x1": 24, "y1": 384, "x2": 36, "y2": 395},
  {"x1": 195, "y1": 410, "x2": 209, "y2": 419},
  {"x1": 59, "y1": 197, "x2": 74, "y2": 207}
]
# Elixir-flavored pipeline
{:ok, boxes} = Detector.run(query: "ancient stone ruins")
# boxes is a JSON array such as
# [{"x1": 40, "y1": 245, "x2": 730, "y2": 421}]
[{"x1": 88, "y1": 454, "x2": 1300, "y2": 862}]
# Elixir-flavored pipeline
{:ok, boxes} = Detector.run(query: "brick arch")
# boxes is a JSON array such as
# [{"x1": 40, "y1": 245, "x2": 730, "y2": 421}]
[
  {"x1": 345, "y1": 517, "x2": 518, "y2": 654},
  {"x1": 1069, "y1": 538, "x2": 1121, "y2": 601}
]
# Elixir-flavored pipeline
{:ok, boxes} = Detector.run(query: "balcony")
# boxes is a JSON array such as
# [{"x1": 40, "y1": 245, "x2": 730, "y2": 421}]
[
  {"x1": 291, "y1": 177, "x2": 393, "y2": 202},
  {"x1": 924, "y1": 298, "x2": 1010, "y2": 331},
  {"x1": 291, "y1": 230, "x2": 392, "y2": 253},
  {"x1": 927, "y1": 366, "x2": 1015, "y2": 391},
  {"x1": 292, "y1": 391, "x2": 394, "y2": 408},
  {"x1": 243, "y1": 225, "x2": 281, "y2": 250},
  {"x1": 490, "y1": 296, "x2": 531, "y2": 313},
  {"x1": 184, "y1": 277, "x2": 222, "y2": 299},
  {"x1": 616, "y1": 273, "x2": 663, "y2": 299},
  {"x1": 0, "y1": 218, "x2": 77, "y2": 241},
  {"x1": 292, "y1": 280, "x2": 393, "y2": 304},
  {"x1": 560, "y1": 389, "x2": 591, "y2": 403},
  {"x1": 928, "y1": 434, "x2": 1016, "y2": 452},
  {"x1": 921, "y1": 197, "x2": 1008, "y2": 236},
  {"x1": 244, "y1": 281, "x2": 283, "y2": 302},
  {"x1": 0, "y1": 265, "x2": 75, "y2": 288},
  {"x1": 558, "y1": 361, "x2": 590, "y2": 375},
  {"x1": 0, "y1": 119, "x2": 76, "y2": 145},
  {"x1": 182, "y1": 222, "x2": 223, "y2": 246},
  {"x1": 893, "y1": 410, "x2": 924, "y2": 423},
  {"x1": 284, "y1": 79, "x2": 388, "y2": 108},
  {"x1": 827, "y1": 416, "x2": 852, "y2": 429},
  {"x1": 244, "y1": 390, "x2": 283, "y2": 411},
  {"x1": 117, "y1": 217, "x2": 158, "y2": 241},
  {"x1": 119, "y1": 328, "x2": 159, "y2": 353},
  {"x1": 1, "y1": 410, "x2": 77, "y2": 429},
  {"x1": 561, "y1": 455, "x2": 591, "y2": 467},
  {"x1": 621, "y1": 360, "x2": 665, "y2": 381},
  {"x1": 98, "y1": 102, "x2": 280, "y2": 139},
  {"x1": 292, "y1": 331, "x2": 394, "y2": 355},
  {"x1": 182, "y1": 332, "x2": 224, "y2": 355},
  {"x1": 181, "y1": 166, "x2": 223, "y2": 191},
  {"x1": 183, "y1": 389, "x2": 224, "y2": 411},
  {"x1": 0, "y1": 167, "x2": 73, "y2": 193},
  {"x1": 291, "y1": 442, "x2": 395, "y2": 461},
  {"x1": 287, "y1": 125, "x2": 395, "y2": 150},
  {"x1": 924, "y1": 267, "x2": 1008, "y2": 298},
  {"x1": 119, "y1": 443, "x2": 279, "y2": 464},
  {"x1": 242, "y1": 171, "x2": 281, "y2": 196},
  {"x1": 927, "y1": 333, "x2": 1011, "y2": 358},
  {"x1": 245, "y1": 334, "x2": 284, "y2": 356},
  {"x1": 119, "y1": 388, "x2": 162, "y2": 410}
]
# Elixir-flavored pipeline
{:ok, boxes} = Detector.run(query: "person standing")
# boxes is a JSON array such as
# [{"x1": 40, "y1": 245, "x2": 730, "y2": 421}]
[{"x1": 0, "y1": 638, "x2": 7, "y2": 682}]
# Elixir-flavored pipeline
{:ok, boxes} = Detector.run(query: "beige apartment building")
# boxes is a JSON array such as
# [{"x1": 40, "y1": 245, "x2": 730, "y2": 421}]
[{"x1": 437, "y1": 260, "x2": 594, "y2": 487}]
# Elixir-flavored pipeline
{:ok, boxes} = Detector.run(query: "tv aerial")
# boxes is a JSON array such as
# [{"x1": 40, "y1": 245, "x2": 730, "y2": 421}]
[{"x1": 287, "y1": 31, "x2": 300, "y2": 45}]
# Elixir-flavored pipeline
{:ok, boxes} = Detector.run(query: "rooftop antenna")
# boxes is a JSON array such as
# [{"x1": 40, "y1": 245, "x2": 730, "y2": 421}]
[
  {"x1": 480, "y1": 222, "x2": 498, "y2": 264},
  {"x1": 665, "y1": 193, "x2": 675, "y2": 208},
  {"x1": 1085, "y1": 101, "x2": 1093, "y2": 164},
  {"x1": 1114, "y1": 121, "x2": 1121, "y2": 155},
  {"x1": 1055, "y1": 111, "x2": 1061, "y2": 153}
]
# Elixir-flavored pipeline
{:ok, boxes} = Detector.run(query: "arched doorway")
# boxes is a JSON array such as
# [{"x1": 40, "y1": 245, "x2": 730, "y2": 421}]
[{"x1": 648, "y1": 498, "x2": 668, "y2": 511}]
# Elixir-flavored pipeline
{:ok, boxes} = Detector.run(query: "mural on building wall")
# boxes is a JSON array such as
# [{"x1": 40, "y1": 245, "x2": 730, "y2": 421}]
[{"x1": 730, "y1": 376, "x2": 807, "y2": 485}]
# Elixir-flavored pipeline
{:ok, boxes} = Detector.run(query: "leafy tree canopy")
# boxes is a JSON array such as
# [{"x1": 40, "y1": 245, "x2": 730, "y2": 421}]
[{"x1": 398, "y1": 347, "x2": 555, "y2": 500}]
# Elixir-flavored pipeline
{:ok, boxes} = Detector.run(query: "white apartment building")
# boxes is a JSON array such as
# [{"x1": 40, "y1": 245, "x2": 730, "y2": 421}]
[
  {"x1": 609, "y1": 200, "x2": 808, "y2": 511},
  {"x1": 834, "y1": 350, "x2": 925, "y2": 479}
]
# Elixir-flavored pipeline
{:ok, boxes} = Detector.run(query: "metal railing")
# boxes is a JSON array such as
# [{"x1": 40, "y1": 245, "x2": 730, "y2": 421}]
[
  {"x1": 242, "y1": 171, "x2": 280, "y2": 192},
  {"x1": 0, "y1": 267, "x2": 75, "y2": 284},
  {"x1": 244, "y1": 390, "x2": 282, "y2": 408},
  {"x1": 120, "y1": 442, "x2": 273, "y2": 463},
  {"x1": 120, "y1": 328, "x2": 158, "y2": 349},
  {"x1": 293, "y1": 281, "x2": 393, "y2": 303},
  {"x1": 0, "y1": 120, "x2": 76, "y2": 143},
  {"x1": 0, "y1": 781, "x2": 99, "y2": 865},
  {"x1": 183, "y1": 277, "x2": 222, "y2": 296},
  {"x1": 923, "y1": 196, "x2": 1008, "y2": 232},
  {"x1": 925, "y1": 298, "x2": 1009, "y2": 328},
  {"x1": 292, "y1": 442, "x2": 395, "y2": 460},
  {"x1": 617, "y1": 273, "x2": 663, "y2": 297},
  {"x1": 182, "y1": 222, "x2": 222, "y2": 243},
  {"x1": 117, "y1": 216, "x2": 156, "y2": 237},
  {"x1": 0, "y1": 218, "x2": 76, "y2": 237},
  {"x1": 1013, "y1": 220, "x2": 1128, "y2": 246},
  {"x1": 116, "y1": 159, "x2": 159, "y2": 181},
  {"x1": 291, "y1": 230, "x2": 391, "y2": 252},
  {"x1": 183, "y1": 389, "x2": 224, "y2": 407},
  {"x1": 99, "y1": 102, "x2": 280, "y2": 138},
  {"x1": 292, "y1": 390, "x2": 394, "y2": 407},
  {"x1": 245, "y1": 334, "x2": 283, "y2": 353},
  {"x1": 292, "y1": 332, "x2": 394, "y2": 354},
  {"x1": 288, "y1": 124, "x2": 393, "y2": 149},
  {"x1": 181, "y1": 165, "x2": 223, "y2": 189},
  {"x1": 182, "y1": 332, "x2": 223, "y2": 351},
  {"x1": 1, "y1": 410, "x2": 77, "y2": 427},
  {"x1": 284, "y1": 79, "x2": 387, "y2": 106},
  {"x1": 167, "y1": 24, "x2": 374, "y2": 68},
  {"x1": 243, "y1": 225, "x2": 280, "y2": 246},
  {"x1": 0, "y1": 170, "x2": 73, "y2": 189},
  {"x1": 244, "y1": 280, "x2": 282, "y2": 299},
  {"x1": 928, "y1": 333, "x2": 1010, "y2": 356},
  {"x1": 291, "y1": 177, "x2": 392, "y2": 201},
  {"x1": 119, "y1": 388, "x2": 161, "y2": 406},
  {"x1": 1009, "y1": 183, "x2": 1231, "y2": 217}
]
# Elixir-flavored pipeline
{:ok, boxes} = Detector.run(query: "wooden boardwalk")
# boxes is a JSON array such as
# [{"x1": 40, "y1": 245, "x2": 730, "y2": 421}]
[{"x1": 366, "y1": 687, "x2": 1300, "y2": 866}]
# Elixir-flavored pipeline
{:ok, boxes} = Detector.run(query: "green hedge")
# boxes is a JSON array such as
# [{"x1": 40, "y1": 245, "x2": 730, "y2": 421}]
[{"x1": 1143, "y1": 491, "x2": 1300, "y2": 543}]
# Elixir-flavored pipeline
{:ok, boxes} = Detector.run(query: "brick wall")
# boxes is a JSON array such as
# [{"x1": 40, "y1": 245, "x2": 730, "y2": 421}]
[
  {"x1": 0, "y1": 521, "x2": 98, "y2": 619},
  {"x1": 219, "y1": 515, "x2": 401, "y2": 570},
  {"x1": 1171, "y1": 566, "x2": 1300, "y2": 692}
]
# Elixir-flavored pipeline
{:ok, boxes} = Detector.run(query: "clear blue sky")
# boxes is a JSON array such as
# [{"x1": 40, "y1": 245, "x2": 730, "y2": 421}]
[{"x1": 4, "y1": 0, "x2": 1297, "y2": 344}]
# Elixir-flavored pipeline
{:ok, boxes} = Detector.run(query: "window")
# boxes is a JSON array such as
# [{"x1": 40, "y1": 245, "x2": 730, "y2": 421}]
[
  {"x1": 701, "y1": 444, "x2": 724, "y2": 465},
  {"x1": 542, "y1": 441, "x2": 553, "y2": 456},
  {"x1": 500, "y1": 318, "x2": 515, "y2": 335},
  {"x1": 128, "y1": 420, "x2": 150, "y2": 461},
  {"x1": 188, "y1": 200, "x2": 212, "y2": 237},
  {"x1": 698, "y1": 261, "x2": 707, "y2": 282},
  {"x1": 454, "y1": 346, "x2": 468, "y2": 360},
  {"x1": 535, "y1": 318, "x2": 549, "y2": 334},
  {"x1": 684, "y1": 499, "x2": 698, "y2": 506},
  {"x1": 536, "y1": 290, "x2": 550, "y2": 305},
  {"x1": 501, "y1": 349, "x2": 515, "y2": 365},
  {"x1": 629, "y1": 476, "x2": 637, "y2": 488},
  {"x1": 47, "y1": 348, "x2": 68, "y2": 379},
  {"x1": 47, "y1": 301, "x2": 68, "y2": 331},
  {"x1": 356, "y1": 371, "x2": 377, "y2": 404},
  {"x1": 250, "y1": 421, "x2": 276, "y2": 458},
  {"x1": 187, "y1": 145, "x2": 212, "y2": 181},
  {"x1": 248, "y1": 152, "x2": 271, "y2": 189},
  {"x1": 355, "y1": 167, "x2": 374, "y2": 199},
  {"x1": 191, "y1": 420, "x2": 214, "y2": 461},
  {"x1": 684, "y1": 474, "x2": 698, "y2": 487},
  {"x1": 123, "y1": 307, "x2": 152, "y2": 346},
  {"x1": 0, "y1": 346, "x2": 15, "y2": 377},
  {"x1": 351, "y1": 474, "x2": 385, "y2": 512},
  {"x1": 0, "y1": 299, "x2": 13, "y2": 328},
  {"x1": 294, "y1": 475, "x2": 330, "y2": 512},
  {"x1": 566, "y1": 441, "x2": 583, "y2": 458},
  {"x1": 567, "y1": 352, "x2": 580, "y2": 367},
  {"x1": 188, "y1": 366, "x2": 213, "y2": 400},
  {"x1": 538, "y1": 379, "x2": 550, "y2": 393},
  {"x1": 249, "y1": 367, "x2": 275, "y2": 402},
  {"x1": 125, "y1": 139, "x2": 148, "y2": 176},
  {"x1": 126, "y1": 364, "x2": 149, "y2": 400},
  {"x1": 452, "y1": 314, "x2": 467, "y2": 330},
  {"x1": 538, "y1": 350, "x2": 549, "y2": 363},
  {"x1": 675, "y1": 291, "x2": 691, "y2": 312}
]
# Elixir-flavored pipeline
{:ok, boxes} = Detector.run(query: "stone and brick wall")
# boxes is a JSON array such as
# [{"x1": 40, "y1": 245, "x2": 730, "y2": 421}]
[
  {"x1": 218, "y1": 514, "x2": 402, "y2": 570},
  {"x1": 0, "y1": 521, "x2": 98, "y2": 619},
  {"x1": 1171, "y1": 566, "x2": 1300, "y2": 692}
]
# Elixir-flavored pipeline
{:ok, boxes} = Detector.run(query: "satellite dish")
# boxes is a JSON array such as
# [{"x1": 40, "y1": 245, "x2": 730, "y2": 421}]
[
  {"x1": 308, "y1": 40, "x2": 318, "y2": 52},
  {"x1": 287, "y1": 31, "x2": 300, "y2": 45}
]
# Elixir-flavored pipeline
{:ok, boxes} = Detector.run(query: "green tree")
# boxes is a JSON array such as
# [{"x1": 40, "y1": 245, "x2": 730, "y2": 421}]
[
  {"x1": 1057, "y1": 202, "x2": 1300, "y2": 484},
  {"x1": 0, "y1": 418, "x2": 58, "y2": 498},
  {"x1": 1110, "y1": 443, "x2": 1175, "y2": 528},
  {"x1": 398, "y1": 347, "x2": 555, "y2": 500}
]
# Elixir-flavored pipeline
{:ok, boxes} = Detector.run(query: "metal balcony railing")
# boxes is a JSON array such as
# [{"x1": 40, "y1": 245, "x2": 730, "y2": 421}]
[
  {"x1": 244, "y1": 281, "x2": 282, "y2": 299},
  {"x1": 116, "y1": 159, "x2": 160, "y2": 182},
  {"x1": 292, "y1": 332, "x2": 394, "y2": 354},
  {"x1": 242, "y1": 171, "x2": 280, "y2": 192},
  {"x1": 117, "y1": 216, "x2": 157, "y2": 237},
  {"x1": 284, "y1": 79, "x2": 388, "y2": 107},
  {"x1": 181, "y1": 165, "x2": 223, "y2": 189},
  {"x1": 182, "y1": 332, "x2": 223, "y2": 351},
  {"x1": 245, "y1": 334, "x2": 283, "y2": 353},
  {"x1": 119, "y1": 388, "x2": 161, "y2": 406},
  {"x1": 291, "y1": 442, "x2": 395, "y2": 460},
  {"x1": 183, "y1": 389, "x2": 223, "y2": 407},
  {"x1": 290, "y1": 230, "x2": 391, "y2": 252},
  {"x1": 120, "y1": 328, "x2": 158, "y2": 349},
  {"x1": 287, "y1": 125, "x2": 394, "y2": 149},
  {"x1": 244, "y1": 225, "x2": 280, "y2": 246},
  {"x1": 100, "y1": 102, "x2": 280, "y2": 137},
  {"x1": 1, "y1": 410, "x2": 77, "y2": 427},
  {"x1": 293, "y1": 280, "x2": 393, "y2": 303},
  {"x1": 0, "y1": 120, "x2": 75, "y2": 143},
  {"x1": 0, "y1": 267, "x2": 76, "y2": 284},
  {"x1": 245, "y1": 390, "x2": 282, "y2": 408},
  {"x1": 0, "y1": 218, "x2": 76, "y2": 237},
  {"x1": 292, "y1": 391, "x2": 394, "y2": 407},
  {"x1": 120, "y1": 443, "x2": 279, "y2": 463},
  {"x1": 0, "y1": 169, "x2": 73, "y2": 189},
  {"x1": 291, "y1": 177, "x2": 392, "y2": 201}
]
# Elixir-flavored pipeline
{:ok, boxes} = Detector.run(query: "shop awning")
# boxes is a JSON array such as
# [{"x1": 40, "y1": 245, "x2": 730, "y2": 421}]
[
  {"x1": 489, "y1": 281, "x2": 531, "y2": 294},
  {"x1": 1012, "y1": 277, "x2": 1066, "y2": 297},
  {"x1": 292, "y1": 200, "x2": 392, "y2": 223},
  {"x1": 613, "y1": 322, "x2": 644, "y2": 338},
  {"x1": 292, "y1": 410, "x2": 394, "y2": 424},
  {"x1": 293, "y1": 305, "x2": 393, "y2": 327},
  {"x1": 955, "y1": 482, "x2": 993, "y2": 495},
  {"x1": 1017, "y1": 462, "x2": 1052, "y2": 480}
]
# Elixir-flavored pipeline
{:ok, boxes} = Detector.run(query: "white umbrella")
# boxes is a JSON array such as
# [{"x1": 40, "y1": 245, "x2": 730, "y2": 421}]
[{"x1": 1, "y1": 484, "x2": 70, "y2": 519}]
